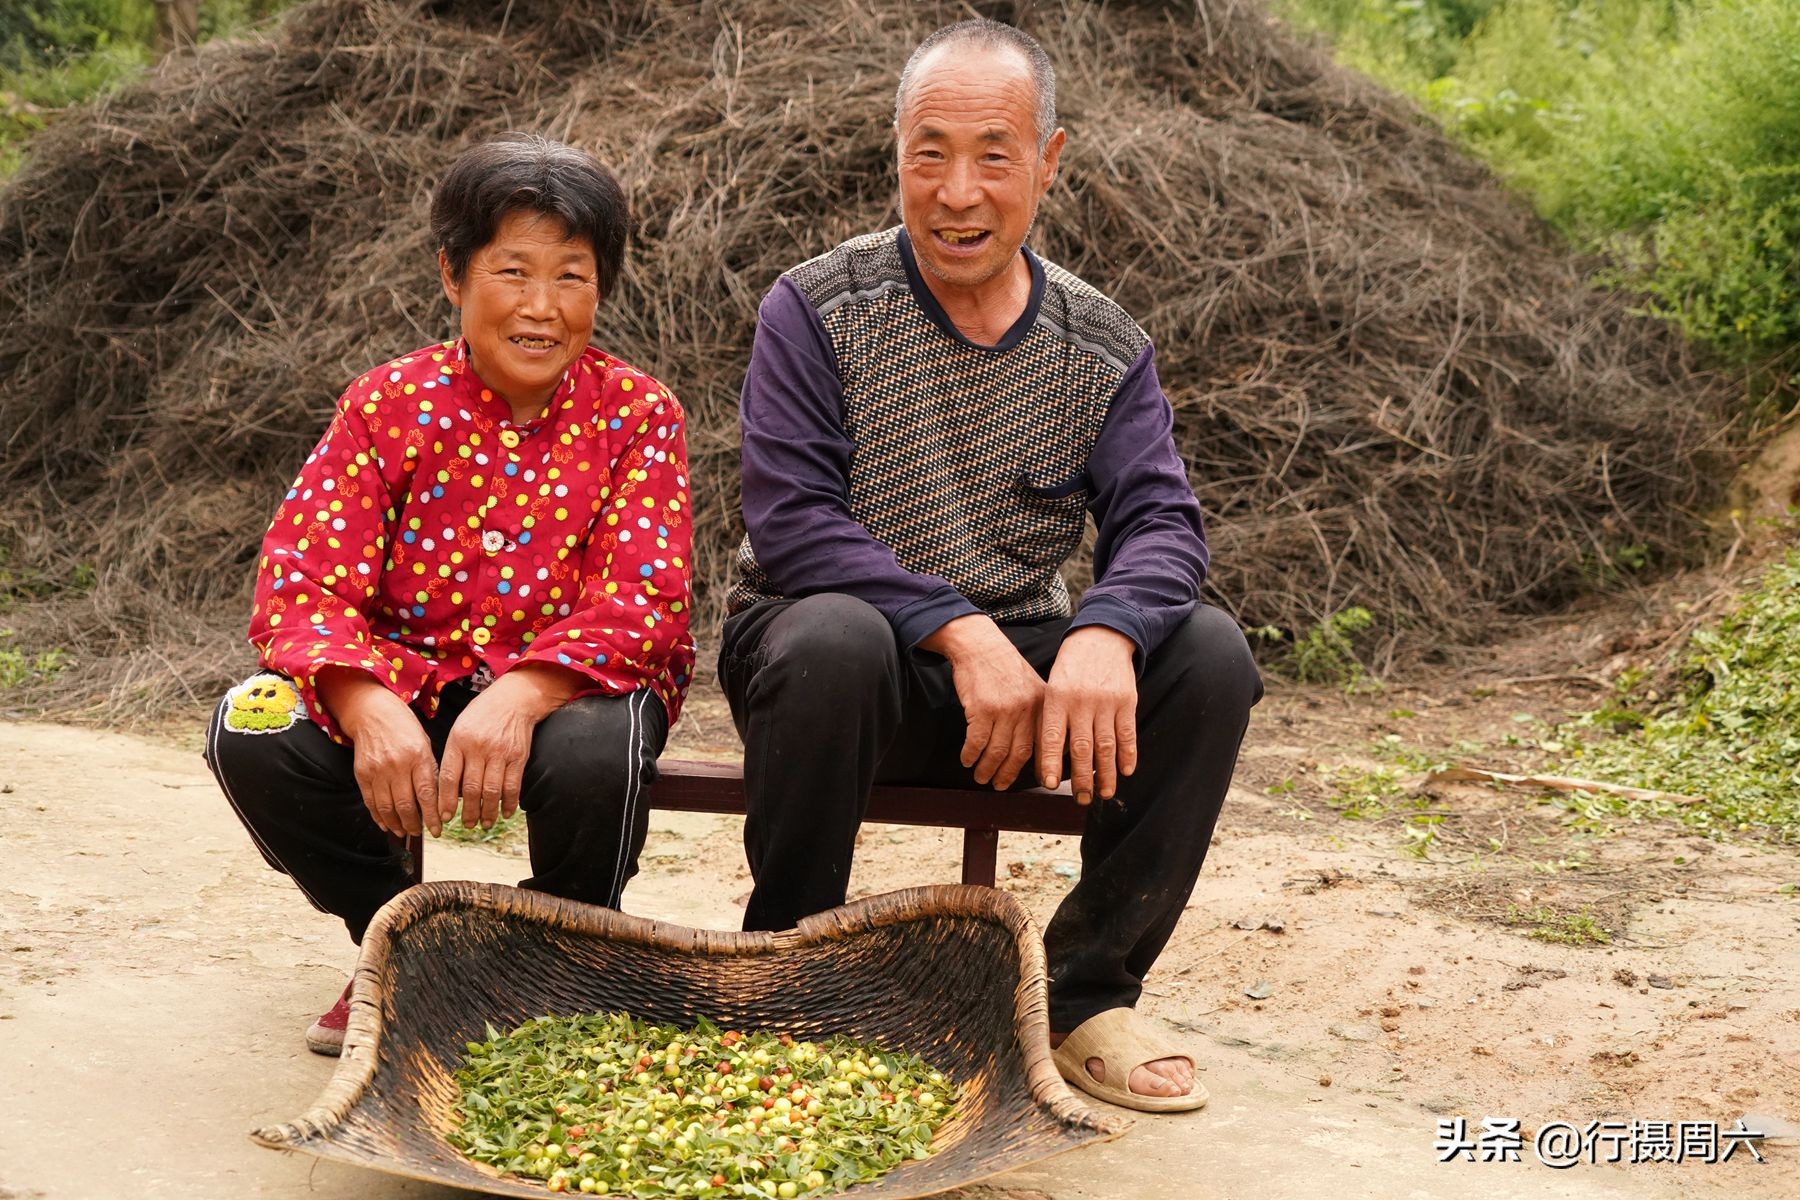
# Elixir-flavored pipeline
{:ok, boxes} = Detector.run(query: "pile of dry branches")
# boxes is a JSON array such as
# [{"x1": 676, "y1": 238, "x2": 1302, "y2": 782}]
[{"x1": 0, "y1": 0, "x2": 1729, "y2": 717}]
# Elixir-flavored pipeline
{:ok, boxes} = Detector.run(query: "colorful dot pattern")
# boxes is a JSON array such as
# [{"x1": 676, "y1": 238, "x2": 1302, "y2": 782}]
[{"x1": 249, "y1": 340, "x2": 695, "y2": 742}]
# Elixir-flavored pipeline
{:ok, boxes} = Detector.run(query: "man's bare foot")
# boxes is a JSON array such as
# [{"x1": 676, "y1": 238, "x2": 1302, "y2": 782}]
[{"x1": 1049, "y1": 1031, "x2": 1195, "y2": 1098}]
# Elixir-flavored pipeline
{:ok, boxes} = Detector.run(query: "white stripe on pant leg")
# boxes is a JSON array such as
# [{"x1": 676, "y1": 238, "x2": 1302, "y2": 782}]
[
  {"x1": 206, "y1": 690, "x2": 333, "y2": 915},
  {"x1": 604, "y1": 691, "x2": 634, "y2": 905},
  {"x1": 604, "y1": 691, "x2": 635, "y2": 905},
  {"x1": 608, "y1": 689, "x2": 649, "y2": 907},
  {"x1": 607, "y1": 689, "x2": 644, "y2": 906}
]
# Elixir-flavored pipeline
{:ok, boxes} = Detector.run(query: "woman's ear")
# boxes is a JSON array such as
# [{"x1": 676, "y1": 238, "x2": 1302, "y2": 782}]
[{"x1": 439, "y1": 249, "x2": 462, "y2": 308}]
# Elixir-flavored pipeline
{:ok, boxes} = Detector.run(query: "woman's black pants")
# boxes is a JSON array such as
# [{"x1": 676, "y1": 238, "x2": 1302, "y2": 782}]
[
  {"x1": 718, "y1": 595, "x2": 1262, "y2": 1034},
  {"x1": 203, "y1": 678, "x2": 667, "y2": 943}
]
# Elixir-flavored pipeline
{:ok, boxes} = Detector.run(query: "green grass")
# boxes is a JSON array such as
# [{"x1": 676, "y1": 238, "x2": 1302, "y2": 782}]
[
  {"x1": 1280, "y1": 0, "x2": 1800, "y2": 396},
  {"x1": 1566, "y1": 550, "x2": 1800, "y2": 842}
]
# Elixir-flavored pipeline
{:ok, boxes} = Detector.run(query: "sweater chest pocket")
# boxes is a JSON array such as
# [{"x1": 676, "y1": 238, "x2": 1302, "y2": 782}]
[{"x1": 995, "y1": 466, "x2": 1089, "y2": 567}]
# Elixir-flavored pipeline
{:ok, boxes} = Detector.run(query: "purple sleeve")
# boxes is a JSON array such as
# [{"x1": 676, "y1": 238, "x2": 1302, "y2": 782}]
[
  {"x1": 1068, "y1": 343, "x2": 1210, "y2": 663},
  {"x1": 739, "y1": 277, "x2": 979, "y2": 648}
]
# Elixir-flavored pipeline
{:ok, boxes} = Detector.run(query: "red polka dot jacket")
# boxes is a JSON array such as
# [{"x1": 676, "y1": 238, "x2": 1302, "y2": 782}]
[{"x1": 249, "y1": 340, "x2": 694, "y2": 742}]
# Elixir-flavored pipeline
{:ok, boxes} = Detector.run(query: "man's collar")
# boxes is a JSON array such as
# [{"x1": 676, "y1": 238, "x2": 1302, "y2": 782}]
[{"x1": 896, "y1": 228, "x2": 1044, "y2": 351}]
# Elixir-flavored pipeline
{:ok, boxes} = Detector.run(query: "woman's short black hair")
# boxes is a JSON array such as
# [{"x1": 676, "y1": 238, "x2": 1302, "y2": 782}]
[{"x1": 430, "y1": 133, "x2": 629, "y2": 297}]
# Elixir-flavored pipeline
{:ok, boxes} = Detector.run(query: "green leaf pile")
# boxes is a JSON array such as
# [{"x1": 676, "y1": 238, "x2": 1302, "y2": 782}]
[
  {"x1": 448, "y1": 1012, "x2": 958, "y2": 1196},
  {"x1": 1570, "y1": 550, "x2": 1800, "y2": 841}
]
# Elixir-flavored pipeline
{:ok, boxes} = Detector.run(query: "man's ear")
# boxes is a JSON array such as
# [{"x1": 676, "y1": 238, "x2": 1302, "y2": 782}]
[
  {"x1": 439, "y1": 249, "x2": 462, "y2": 308},
  {"x1": 1040, "y1": 127, "x2": 1068, "y2": 191}
]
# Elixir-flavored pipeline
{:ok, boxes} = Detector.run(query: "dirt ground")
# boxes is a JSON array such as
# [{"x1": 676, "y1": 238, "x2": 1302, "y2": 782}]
[{"x1": 3, "y1": 592, "x2": 1798, "y2": 1199}]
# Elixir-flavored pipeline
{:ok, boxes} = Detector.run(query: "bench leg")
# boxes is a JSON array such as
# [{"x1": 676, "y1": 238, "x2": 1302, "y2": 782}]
[{"x1": 961, "y1": 827, "x2": 999, "y2": 887}]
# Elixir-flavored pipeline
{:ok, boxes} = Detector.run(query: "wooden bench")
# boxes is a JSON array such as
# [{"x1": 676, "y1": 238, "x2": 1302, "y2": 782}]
[
  {"x1": 407, "y1": 759, "x2": 1090, "y2": 888},
  {"x1": 648, "y1": 759, "x2": 1089, "y2": 887}
]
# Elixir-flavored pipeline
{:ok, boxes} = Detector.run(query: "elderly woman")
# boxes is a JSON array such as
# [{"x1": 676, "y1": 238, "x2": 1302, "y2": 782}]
[{"x1": 204, "y1": 134, "x2": 693, "y2": 1055}]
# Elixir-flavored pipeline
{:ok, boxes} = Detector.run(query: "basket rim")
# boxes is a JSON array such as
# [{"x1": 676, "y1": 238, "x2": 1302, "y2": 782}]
[{"x1": 251, "y1": 881, "x2": 1131, "y2": 1188}]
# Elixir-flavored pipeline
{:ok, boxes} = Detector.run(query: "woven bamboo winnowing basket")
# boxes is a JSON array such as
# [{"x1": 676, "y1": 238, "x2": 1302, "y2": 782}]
[{"x1": 253, "y1": 881, "x2": 1130, "y2": 1196}]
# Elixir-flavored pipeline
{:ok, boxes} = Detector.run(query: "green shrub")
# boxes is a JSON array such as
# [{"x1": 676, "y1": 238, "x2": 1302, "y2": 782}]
[
  {"x1": 1, "y1": 1, "x2": 155, "y2": 70},
  {"x1": 1281, "y1": 0, "x2": 1800, "y2": 375},
  {"x1": 0, "y1": 628, "x2": 67, "y2": 688},
  {"x1": 1291, "y1": 606, "x2": 1376, "y2": 686},
  {"x1": 1290, "y1": 0, "x2": 1502, "y2": 80}
]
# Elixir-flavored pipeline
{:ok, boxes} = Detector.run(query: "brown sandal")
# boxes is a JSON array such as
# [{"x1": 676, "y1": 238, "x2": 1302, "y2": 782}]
[{"x1": 1052, "y1": 1008, "x2": 1207, "y2": 1113}]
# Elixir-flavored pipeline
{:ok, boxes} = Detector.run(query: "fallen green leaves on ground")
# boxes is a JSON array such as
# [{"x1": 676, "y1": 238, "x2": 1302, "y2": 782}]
[
  {"x1": 1568, "y1": 550, "x2": 1800, "y2": 842},
  {"x1": 441, "y1": 809, "x2": 524, "y2": 846},
  {"x1": 1505, "y1": 904, "x2": 1613, "y2": 946},
  {"x1": 450, "y1": 1012, "x2": 957, "y2": 1197},
  {"x1": 1321, "y1": 763, "x2": 1447, "y2": 857}
]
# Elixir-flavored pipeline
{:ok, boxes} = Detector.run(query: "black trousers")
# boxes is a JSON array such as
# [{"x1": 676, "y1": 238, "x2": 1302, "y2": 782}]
[
  {"x1": 718, "y1": 595, "x2": 1262, "y2": 1033},
  {"x1": 204, "y1": 676, "x2": 667, "y2": 943}
]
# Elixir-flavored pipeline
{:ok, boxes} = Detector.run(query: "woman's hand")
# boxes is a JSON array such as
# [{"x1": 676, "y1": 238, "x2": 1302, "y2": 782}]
[
  {"x1": 317, "y1": 668, "x2": 441, "y2": 838},
  {"x1": 438, "y1": 663, "x2": 585, "y2": 830}
]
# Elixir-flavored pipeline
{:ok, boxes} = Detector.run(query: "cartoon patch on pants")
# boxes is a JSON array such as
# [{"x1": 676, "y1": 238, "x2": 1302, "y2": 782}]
[{"x1": 224, "y1": 673, "x2": 308, "y2": 733}]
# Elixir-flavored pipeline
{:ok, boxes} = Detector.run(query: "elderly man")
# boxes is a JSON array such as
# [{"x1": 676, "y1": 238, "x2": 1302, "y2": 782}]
[{"x1": 719, "y1": 20, "x2": 1260, "y2": 1112}]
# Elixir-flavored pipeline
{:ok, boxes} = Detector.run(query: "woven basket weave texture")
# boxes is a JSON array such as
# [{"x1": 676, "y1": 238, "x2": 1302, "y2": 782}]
[{"x1": 253, "y1": 881, "x2": 1128, "y2": 1197}]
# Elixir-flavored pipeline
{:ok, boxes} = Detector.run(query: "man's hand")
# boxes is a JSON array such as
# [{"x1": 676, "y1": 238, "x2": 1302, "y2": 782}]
[
  {"x1": 438, "y1": 663, "x2": 583, "y2": 830},
  {"x1": 317, "y1": 667, "x2": 441, "y2": 838},
  {"x1": 920, "y1": 614, "x2": 1044, "y2": 790},
  {"x1": 1038, "y1": 626, "x2": 1139, "y2": 805}
]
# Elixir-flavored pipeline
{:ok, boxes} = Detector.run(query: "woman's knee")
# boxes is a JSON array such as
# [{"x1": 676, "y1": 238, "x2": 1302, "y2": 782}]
[
  {"x1": 524, "y1": 689, "x2": 665, "y2": 811},
  {"x1": 205, "y1": 675, "x2": 316, "y2": 794}
]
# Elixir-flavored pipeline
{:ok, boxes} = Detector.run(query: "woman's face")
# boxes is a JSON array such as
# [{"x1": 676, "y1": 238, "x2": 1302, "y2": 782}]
[{"x1": 439, "y1": 209, "x2": 600, "y2": 416}]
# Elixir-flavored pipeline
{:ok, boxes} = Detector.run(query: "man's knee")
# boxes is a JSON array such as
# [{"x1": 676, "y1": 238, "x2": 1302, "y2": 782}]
[
  {"x1": 1151, "y1": 605, "x2": 1263, "y2": 716},
  {"x1": 755, "y1": 594, "x2": 901, "y2": 695}
]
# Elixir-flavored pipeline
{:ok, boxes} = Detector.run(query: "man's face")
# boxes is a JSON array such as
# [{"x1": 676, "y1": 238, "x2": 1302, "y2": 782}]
[{"x1": 896, "y1": 46, "x2": 1065, "y2": 297}]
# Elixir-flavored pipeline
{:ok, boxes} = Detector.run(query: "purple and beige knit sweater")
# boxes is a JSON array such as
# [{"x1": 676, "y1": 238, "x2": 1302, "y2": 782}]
[{"x1": 730, "y1": 227, "x2": 1208, "y2": 663}]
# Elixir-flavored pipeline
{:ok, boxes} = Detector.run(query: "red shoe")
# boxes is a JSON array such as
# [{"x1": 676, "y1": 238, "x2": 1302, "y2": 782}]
[{"x1": 305, "y1": 980, "x2": 353, "y2": 1056}]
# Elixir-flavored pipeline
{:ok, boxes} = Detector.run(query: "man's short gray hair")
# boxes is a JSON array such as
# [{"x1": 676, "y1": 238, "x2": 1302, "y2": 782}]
[{"x1": 894, "y1": 19, "x2": 1057, "y2": 152}]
